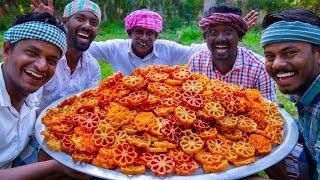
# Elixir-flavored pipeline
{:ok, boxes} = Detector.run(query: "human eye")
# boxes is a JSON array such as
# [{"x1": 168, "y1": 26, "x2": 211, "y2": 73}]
[
  {"x1": 90, "y1": 19, "x2": 99, "y2": 27},
  {"x1": 146, "y1": 31, "x2": 154, "y2": 36},
  {"x1": 47, "y1": 58, "x2": 58, "y2": 66},
  {"x1": 25, "y1": 50, "x2": 38, "y2": 57},
  {"x1": 285, "y1": 51, "x2": 297, "y2": 58},
  {"x1": 207, "y1": 29, "x2": 217, "y2": 36},
  {"x1": 75, "y1": 16, "x2": 84, "y2": 22},
  {"x1": 264, "y1": 54, "x2": 275, "y2": 62}
]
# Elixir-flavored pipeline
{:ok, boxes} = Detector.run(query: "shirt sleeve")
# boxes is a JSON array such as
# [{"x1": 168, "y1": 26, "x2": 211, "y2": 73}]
[
  {"x1": 170, "y1": 41, "x2": 207, "y2": 65},
  {"x1": 88, "y1": 41, "x2": 116, "y2": 63}
]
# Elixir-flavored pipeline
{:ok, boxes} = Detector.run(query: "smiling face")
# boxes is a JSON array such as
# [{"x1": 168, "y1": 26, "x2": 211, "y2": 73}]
[
  {"x1": 264, "y1": 41, "x2": 320, "y2": 97},
  {"x1": 128, "y1": 26, "x2": 157, "y2": 59},
  {"x1": 2, "y1": 39, "x2": 61, "y2": 96},
  {"x1": 205, "y1": 24, "x2": 239, "y2": 62},
  {"x1": 64, "y1": 11, "x2": 99, "y2": 51}
]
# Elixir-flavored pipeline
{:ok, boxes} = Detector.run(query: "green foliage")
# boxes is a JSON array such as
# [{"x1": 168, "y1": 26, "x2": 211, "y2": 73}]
[
  {"x1": 98, "y1": 60, "x2": 114, "y2": 79},
  {"x1": 241, "y1": 29, "x2": 263, "y2": 55},
  {"x1": 0, "y1": 17, "x2": 11, "y2": 31}
]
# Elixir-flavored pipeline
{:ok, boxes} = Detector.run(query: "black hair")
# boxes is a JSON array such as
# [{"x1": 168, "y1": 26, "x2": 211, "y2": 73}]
[
  {"x1": 203, "y1": 3, "x2": 243, "y2": 18},
  {"x1": 202, "y1": 3, "x2": 245, "y2": 39},
  {"x1": 262, "y1": 8, "x2": 320, "y2": 50},
  {"x1": 261, "y1": 8, "x2": 320, "y2": 29},
  {"x1": 9, "y1": 12, "x2": 66, "y2": 50}
]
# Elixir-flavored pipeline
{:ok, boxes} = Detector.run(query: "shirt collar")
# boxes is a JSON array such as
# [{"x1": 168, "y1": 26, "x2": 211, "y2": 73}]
[
  {"x1": 0, "y1": 63, "x2": 11, "y2": 107},
  {"x1": 128, "y1": 39, "x2": 159, "y2": 60},
  {"x1": 0, "y1": 63, "x2": 37, "y2": 109},
  {"x1": 298, "y1": 74, "x2": 320, "y2": 106}
]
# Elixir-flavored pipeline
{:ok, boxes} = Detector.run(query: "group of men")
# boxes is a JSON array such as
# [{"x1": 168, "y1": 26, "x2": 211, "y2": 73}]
[{"x1": 0, "y1": 0, "x2": 319, "y2": 179}]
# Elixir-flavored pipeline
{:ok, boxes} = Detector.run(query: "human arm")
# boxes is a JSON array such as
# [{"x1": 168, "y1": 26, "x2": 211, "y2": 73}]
[
  {"x1": 0, "y1": 160, "x2": 87, "y2": 180},
  {"x1": 88, "y1": 40, "x2": 122, "y2": 64},
  {"x1": 31, "y1": 0, "x2": 54, "y2": 15},
  {"x1": 168, "y1": 40, "x2": 207, "y2": 65},
  {"x1": 244, "y1": 10, "x2": 259, "y2": 30}
]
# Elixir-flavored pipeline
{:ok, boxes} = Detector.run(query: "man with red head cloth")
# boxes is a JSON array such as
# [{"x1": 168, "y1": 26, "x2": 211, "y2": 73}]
[{"x1": 189, "y1": 4, "x2": 276, "y2": 102}]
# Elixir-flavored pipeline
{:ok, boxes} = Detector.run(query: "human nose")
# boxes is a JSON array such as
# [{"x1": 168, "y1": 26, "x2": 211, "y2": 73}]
[
  {"x1": 82, "y1": 19, "x2": 91, "y2": 29},
  {"x1": 35, "y1": 56, "x2": 48, "y2": 72},
  {"x1": 272, "y1": 55, "x2": 287, "y2": 70},
  {"x1": 216, "y1": 33, "x2": 226, "y2": 42},
  {"x1": 140, "y1": 33, "x2": 148, "y2": 40}
]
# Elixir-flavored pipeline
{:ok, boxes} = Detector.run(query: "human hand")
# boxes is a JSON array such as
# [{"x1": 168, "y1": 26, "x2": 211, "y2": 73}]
[
  {"x1": 31, "y1": 0, "x2": 54, "y2": 16},
  {"x1": 244, "y1": 10, "x2": 259, "y2": 30},
  {"x1": 54, "y1": 161, "x2": 91, "y2": 180}
]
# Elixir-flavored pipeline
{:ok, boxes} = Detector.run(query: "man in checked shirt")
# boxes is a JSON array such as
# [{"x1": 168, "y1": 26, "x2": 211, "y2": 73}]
[{"x1": 189, "y1": 4, "x2": 276, "y2": 102}]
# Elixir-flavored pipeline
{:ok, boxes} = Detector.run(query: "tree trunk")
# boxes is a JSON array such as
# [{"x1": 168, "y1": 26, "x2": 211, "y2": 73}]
[
  {"x1": 102, "y1": 4, "x2": 107, "y2": 21},
  {"x1": 203, "y1": 0, "x2": 216, "y2": 13}
]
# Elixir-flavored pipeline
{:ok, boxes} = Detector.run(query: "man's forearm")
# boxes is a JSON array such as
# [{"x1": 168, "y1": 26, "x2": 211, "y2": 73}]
[{"x1": 0, "y1": 160, "x2": 62, "y2": 179}]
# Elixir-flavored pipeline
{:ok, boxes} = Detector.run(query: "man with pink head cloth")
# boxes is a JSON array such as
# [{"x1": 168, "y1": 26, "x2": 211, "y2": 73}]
[{"x1": 88, "y1": 9, "x2": 206, "y2": 75}]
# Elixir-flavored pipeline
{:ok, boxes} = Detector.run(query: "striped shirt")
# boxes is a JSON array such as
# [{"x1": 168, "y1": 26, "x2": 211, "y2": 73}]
[{"x1": 188, "y1": 47, "x2": 276, "y2": 102}]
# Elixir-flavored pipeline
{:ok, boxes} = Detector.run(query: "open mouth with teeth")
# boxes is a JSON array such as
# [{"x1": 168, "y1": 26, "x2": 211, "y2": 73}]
[
  {"x1": 275, "y1": 71, "x2": 297, "y2": 85},
  {"x1": 214, "y1": 45, "x2": 229, "y2": 54},
  {"x1": 137, "y1": 41, "x2": 148, "y2": 47},
  {"x1": 77, "y1": 32, "x2": 91, "y2": 42},
  {"x1": 24, "y1": 68, "x2": 44, "y2": 80}
]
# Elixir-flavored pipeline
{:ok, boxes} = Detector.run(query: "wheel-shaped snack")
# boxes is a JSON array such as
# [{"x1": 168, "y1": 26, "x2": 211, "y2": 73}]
[
  {"x1": 182, "y1": 80, "x2": 204, "y2": 94},
  {"x1": 146, "y1": 71, "x2": 169, "y2": 82},
  {"x1": 114, "y1": 143, "x2": 138, "y2": 167},
  {"x1": 127, "y1": 90, "x2": 148, "y2": 106},
  {"x1": 160, "y1": 120, "x2": 182, "y2": 143},
  {"x1": 248, "y1": 134, "x2": 272, "y2": 155},
  {"x1": 72, "y1": 151, "x2": 95, "y2": 163},
  {"x1": 92, "y1": 126, "x2": 116, "y2": 147},
  {"x1": 120, "y1": 165, "x2": 146, "y2": 175},
  {"x1": 180, "y1": 134, "x2": 204, "y2": 154},
  {"x1": 202, "y1": 159, "x2": 228, "y2": 173},
  {"x1": 207, "y1": 138, "x2": 229, "y2": 156},
  {"x1": 200, "y1": 128, "x2": 218, "y2": 140},
  {"x1": 237, "y1": 115, "x2": 257, "y2": 133},
  {"x1": 78, "y1": 112, "x2": 100, "y2": 132},
  {"x1": 172, "y1": 67, "x2": 192, "y2": 80},
  {"x1": 160, "y1": 97, "x2": 181, "y2": 107},
  {"x1": 174, "y1": 160, "x2": 198, "y2": 176},
  {"x1": 216, "y1": 114, "x2": 238, "y2": 128},
  {"x1": 149, "y1": 154, "x2": 175, "y2": 176},
  {"x1": 181, "y1": 91, "x2": 204, "y2": 110},
  {"x1": 123, "y1": 75, "x2": 145, "y2": 89},
  {"x1": 133, "y1": 112, "x2": 156, "y2": 131},
  {"x1": 175, "y1": 106, "x2": 197, "y2": 127},
  {"x1": 203, "y1": 101, "x2": 225, "y2": 120},
  {"x1": 168, "y1": 149, "x2": 192, "y2": 163},
  {"x1": 195, "y1": 151, "x2": 222, "y2": 165},
  {"x1": 232, "y1": 141, "x2": 255, "y2": 158},
  {"x1": 193, "y1": 119, "x2": 210, "y2": 132}
]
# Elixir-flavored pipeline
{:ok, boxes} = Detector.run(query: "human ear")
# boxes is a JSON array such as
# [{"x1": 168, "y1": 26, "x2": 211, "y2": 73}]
[{"x1": 2, "y1": 41, "x2": 11, "y2": 62}]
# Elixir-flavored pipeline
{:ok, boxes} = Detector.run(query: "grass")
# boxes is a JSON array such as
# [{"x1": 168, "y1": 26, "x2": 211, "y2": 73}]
[{"x1": 0, "y1": 21, "x2": 297, "y2": 117}]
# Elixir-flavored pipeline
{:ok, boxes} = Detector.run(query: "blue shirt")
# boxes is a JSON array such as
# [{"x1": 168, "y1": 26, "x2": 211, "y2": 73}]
[{"x1": 295, "y1": 74, "x2": 320, "y2": 179}]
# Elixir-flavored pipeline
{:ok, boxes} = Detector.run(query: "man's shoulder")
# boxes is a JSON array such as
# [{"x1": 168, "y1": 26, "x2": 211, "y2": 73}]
[{"x1": 238, "y1": 47, "x2": 265, "y2": 65}]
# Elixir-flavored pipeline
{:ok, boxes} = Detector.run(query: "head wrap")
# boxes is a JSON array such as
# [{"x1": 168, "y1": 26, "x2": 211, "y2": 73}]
[
  {"x1": 199, "y1": 13, "x2": 248, "y2": 35},
  {"x1": 124, "y1": 9, "x2": 163, "y2": 33},
  {"x1": 4, "y1": 21, "x2": 67, "y2": 56},
  {"x1": 63, "y1": 0, "x2": 101, "y2": 23},
  {"x1": 261, "y1": 21, "x2": 320, "y2": 47}
]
